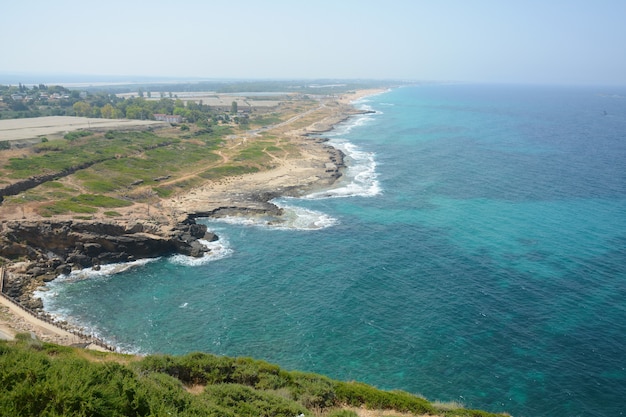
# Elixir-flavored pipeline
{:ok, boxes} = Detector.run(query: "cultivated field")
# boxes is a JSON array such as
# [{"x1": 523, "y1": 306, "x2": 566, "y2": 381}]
[{"x1": 0, "y1": 116, "x2": 167, "y2": 142}]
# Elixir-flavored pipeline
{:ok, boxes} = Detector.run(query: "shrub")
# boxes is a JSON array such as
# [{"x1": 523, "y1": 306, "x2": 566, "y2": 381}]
[
  {"x1": 202, "y1": 384, "x2": 307, "y2": 417},
  {"x1": 326, "y1": 410, "x2": 358, "y2": 417},
  {"x1": 289, "y1": 371, "x2": 337, "y2": 409},
  {"x1": 63, "y1": 130, "x2": 92, "y2": 141},
  {"x1": 335, "y1": 381, "x2": 434, "y2": 415},
  {"x1": 199, "y1": 165, "x2": 259, "y2": 180}
]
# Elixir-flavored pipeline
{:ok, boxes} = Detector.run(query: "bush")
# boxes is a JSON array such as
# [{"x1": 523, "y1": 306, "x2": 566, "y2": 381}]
[
  {"x1": 0, "y1": 342, "x2": 508, "y2": 417},
  {"x1": 63, "y1": 130, "x2": 92, "y2": 141},
  {"x1": 335, "y1": 381, "x2": 434, "y2": 415},
  {"x1": 202, "y1": 384, "x2": 307, "y2": 417},
  {"x1": 326, "y1": 410, "x2": 358, "y2": 417}
]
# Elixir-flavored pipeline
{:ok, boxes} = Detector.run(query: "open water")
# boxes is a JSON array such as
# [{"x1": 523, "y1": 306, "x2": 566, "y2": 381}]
[{"x1": 38, "y1": 84, "x2": 626, "y2": 417}]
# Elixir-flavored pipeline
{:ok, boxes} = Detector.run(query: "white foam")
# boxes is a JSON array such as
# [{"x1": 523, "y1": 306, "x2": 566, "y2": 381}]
[
  {"x1": 207, "y1": 95, "x2": 382, "y2": 228},
  {"x1": 168, "y1": 238, "x2": 233, "y2": 266},
  {"x1": 209, "y1": 201, "x2": 338, "y2": 231},
  {"x1": 49, "y1": 258, "x2": 159, "y2": 285},
  {"x1": 305, "y1": 139, "x2": 381, "y2": 199},
  {"x1": 34, "y1": 258, "x2": 160, "y2": 318},
  {"x1": 326, "y1": 112, "x2": 376, "y2": 137}
]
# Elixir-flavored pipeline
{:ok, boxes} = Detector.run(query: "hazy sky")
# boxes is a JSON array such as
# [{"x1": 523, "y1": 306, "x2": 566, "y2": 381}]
[{"x1": 2, "y1": 0, "x2": 625, "y2": 85}]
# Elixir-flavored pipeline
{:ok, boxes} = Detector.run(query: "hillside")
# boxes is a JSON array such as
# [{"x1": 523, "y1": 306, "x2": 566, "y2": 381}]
[{"x1": 0, "y1": 336, "x2": 509, "y2": 417}]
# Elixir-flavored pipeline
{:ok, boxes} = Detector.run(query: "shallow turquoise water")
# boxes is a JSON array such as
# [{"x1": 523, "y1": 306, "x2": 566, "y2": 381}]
[{"x1": 40, "y1": 84, "x2": 626, "y2": 417}]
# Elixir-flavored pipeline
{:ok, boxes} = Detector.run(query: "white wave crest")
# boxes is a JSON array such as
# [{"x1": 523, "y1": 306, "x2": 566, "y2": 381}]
[
  {"x1": 210, "y1": 202, "x2": 337, "y2": 231},
  {"x1": 326, "y1": 112, "x2": 376, "y2": 137},
  {"x1": 168, "y1": 238, "x2": 233, "y2": 266},
  {"x1": 306, "y1": 140, "x2": 381, "y2": 199},
  {"x1": 48, "y1": 258, "x2": 159, "y2": 285}
]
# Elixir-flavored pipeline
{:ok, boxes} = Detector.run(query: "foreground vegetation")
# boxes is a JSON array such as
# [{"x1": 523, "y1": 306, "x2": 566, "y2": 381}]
[{"x1": 0, "y1": 336, "x2": 508, "y2": 417}]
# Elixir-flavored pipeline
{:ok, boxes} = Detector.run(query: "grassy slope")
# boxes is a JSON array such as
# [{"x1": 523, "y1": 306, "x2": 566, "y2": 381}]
[
  {"x1": 0, "y1": 337, "x2": 509, "y2": 417},
  {"x1": 0, "y1": 124, "x2": 287, "y2": 218}
]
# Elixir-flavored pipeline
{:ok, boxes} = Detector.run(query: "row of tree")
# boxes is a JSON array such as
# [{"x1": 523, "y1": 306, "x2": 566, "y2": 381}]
[{"x1": 1, "y1": 84, "x2": 244, "y2": 125}]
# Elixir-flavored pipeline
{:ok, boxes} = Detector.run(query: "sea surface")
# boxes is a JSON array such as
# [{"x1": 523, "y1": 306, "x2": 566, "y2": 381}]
[{"x1": 38, "y1": 84, "x2": 626, "y2": 417}]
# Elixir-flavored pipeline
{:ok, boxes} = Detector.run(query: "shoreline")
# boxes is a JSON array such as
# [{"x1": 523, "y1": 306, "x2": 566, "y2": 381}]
[{"x1": 0, "y1": 88, "x2": 386, "y2": 349}]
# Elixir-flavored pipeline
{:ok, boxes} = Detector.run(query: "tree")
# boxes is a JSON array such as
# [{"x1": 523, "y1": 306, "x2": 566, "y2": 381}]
[
  {"x1": 125, "y1": 105, "x2": 144, "y2": 119},
  {"x1": 101, "y1": 103, "x2": 115, "y2": 119},
  {"x1": 73, "y1": 101, "x2": 92, "y2": 117},
  {"x1": 231, "y1": 101, "x2": 238, "y2": 114}
]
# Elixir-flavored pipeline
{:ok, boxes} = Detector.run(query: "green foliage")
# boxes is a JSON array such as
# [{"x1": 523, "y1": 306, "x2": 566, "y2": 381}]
[
  {"x1": 290, "y1": 371, "x2": 337, "y2": 409},
  {"x1": 201, "y1": 384, "x2": 306, "y2": 417},
  {"x1": 326, "y1": 410, "x2": 358, "y2": 417},
  {"x1": 33, "y1": 139, "x2": 68, "y2": 153},
  {"x1": 40, "y1": 194, "x2": 131, "y2": 216},
  {"x1": 251, "y1": 114, "x2": 282, "y2": 127},
  {"x1": 199, "y1": 165, "x2": 259, "y2": 180},
  {"x1": 0, "y1": 140, "x2": 10, "y2": 150},
  {"x1": 63, "y1": 130, "x2": 92, "y2": 141},
  {"x1": 335, "y1": 381, "x2": 435, "y2": 415},
  {"x1": 71, "y1": 194, "x2": 132, "y2": 208},
  {"x1": 0, "y1": 341, "x2": 507, "y2": 417},
  {"x1": 5, "y1": 131, "x2": 173, "y2": 179}
]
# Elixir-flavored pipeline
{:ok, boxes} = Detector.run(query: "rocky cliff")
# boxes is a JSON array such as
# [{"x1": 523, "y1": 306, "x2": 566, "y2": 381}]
[{"x1": 0, "y1": 219, "x2": 217, "y2": 308}]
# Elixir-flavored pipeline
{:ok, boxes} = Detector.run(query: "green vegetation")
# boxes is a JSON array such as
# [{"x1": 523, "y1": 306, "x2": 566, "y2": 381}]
[
  {"x1": 5, "y1": 131, "x2": 174, "y2": 179},
  {"x1": 250, "y1": 113, "x2": 283, "y2": 128},
  {"x1": 0, "y1": 337, "x2": 508, "y2": 417},
  {"x1": 199, "y1": 165, "x2": 259, "y2": 180},
  {"x1": 40, "y1": 194, "x2": 132, "y2": 216},
  {"x1": 63, "y1": 130, "x2": 92, "y2": 141}
]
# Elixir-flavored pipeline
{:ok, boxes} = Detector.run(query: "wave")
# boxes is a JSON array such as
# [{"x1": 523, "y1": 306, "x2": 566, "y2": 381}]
[
  {"x1": 208, "y1": 200, "x2": 338, "y2": 231},
  {"x1": 168, "y1": 237, "x2": 233, "y2": 266},
  {"x1": 34, "y1": 258, "x2": 159, "y2": 318},
  {"x1": 306, "y1": 139, "x2": 381, "y2": 199},
  {"x1": 41, "y1": 258, "x2": 160, "y2": 287}
]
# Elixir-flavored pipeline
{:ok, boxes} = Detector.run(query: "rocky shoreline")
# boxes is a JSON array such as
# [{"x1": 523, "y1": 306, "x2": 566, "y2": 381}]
[
  {"x1": 0, "y1": 131, "x2": 346, "y2": 314},
  {"x1": 0, "y1": 217, "x2": 217, "y2": 309},
  {"x1": 0, "y1": 88, "x2": 384, "y2": 344}
]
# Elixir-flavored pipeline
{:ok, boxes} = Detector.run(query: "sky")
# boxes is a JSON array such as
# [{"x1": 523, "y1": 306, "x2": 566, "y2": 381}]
[{"x1": 2, "y1": 0, "x2": 626, "y2": 85}]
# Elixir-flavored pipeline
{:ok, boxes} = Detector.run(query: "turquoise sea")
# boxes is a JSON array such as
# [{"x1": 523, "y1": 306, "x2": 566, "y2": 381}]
[{"x1": 38, "y1": 85, "x2": 626, "y2": 417}]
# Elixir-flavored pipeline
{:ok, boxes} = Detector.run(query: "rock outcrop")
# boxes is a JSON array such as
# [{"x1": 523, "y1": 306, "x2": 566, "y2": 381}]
[{"x1": 0, "y1": 219, "x2": 217, "y2": 307}]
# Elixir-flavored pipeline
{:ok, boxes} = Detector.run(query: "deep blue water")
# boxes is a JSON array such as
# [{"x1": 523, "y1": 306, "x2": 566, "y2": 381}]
[{"x1": 40, "y1": 84, "x2": 626, "y2": 417}]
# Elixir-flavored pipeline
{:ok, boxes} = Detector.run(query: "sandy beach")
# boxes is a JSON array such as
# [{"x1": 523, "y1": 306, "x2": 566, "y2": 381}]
[{"x1": 0, "y1": 88, "x2": 384, "y2": 348}]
